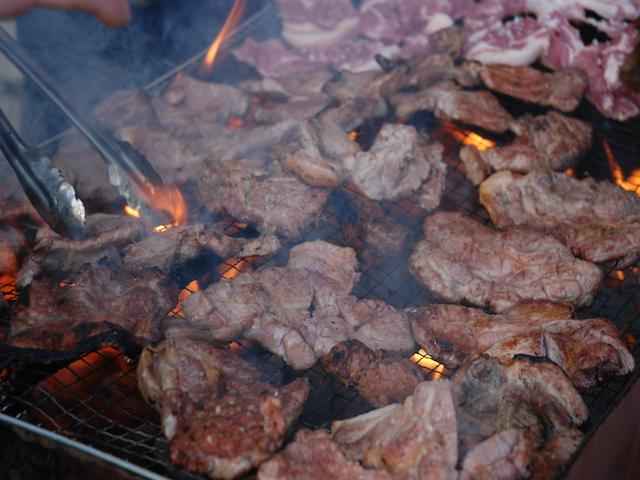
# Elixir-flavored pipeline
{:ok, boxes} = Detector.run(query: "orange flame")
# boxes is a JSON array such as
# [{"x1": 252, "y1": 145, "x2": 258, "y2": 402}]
[
  {"x1": 202, "y1": 0, "x2": 246, "y2": 74},
  {"x1": 564, "y1": 168, "x2": 575, "y2": 177},
  {"x1": 219, "y1": 256, "x2": 256, "y2": 280},
  {"x1": 170, "y1": 280, "x2": 201, "y2": 317},
  {"x1": 410, "y1": 348, "x2": 445, "y2": 380},
  {"x1": 347, "y1": 130, "x2": 359, "y2": 142},
  {"x1": 604, "y1": 140, "x2": 640, "y2": 195},
  {"x1": 443, "y1": 122, "x2": 496, "y2": 151},
  {"x1": 124, "y1": 185, "x2": 188, "y2": 232}
]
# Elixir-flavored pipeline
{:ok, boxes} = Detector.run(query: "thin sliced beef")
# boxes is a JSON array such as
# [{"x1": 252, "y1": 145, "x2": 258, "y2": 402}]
[
  {"x1": 409, "y1": 212, "x2": 602, "y2": 312},
  {"x1": 479, "y1": 64, "x2": 587, "y2": 112},
  {"x1": 408, "y1": 302, "x2": 573, "y2": 368},
  {"x1": 332, "y1": 381, "x2": 458, "y2": 480},
  {"x1": 461, "y1": 111, "x2": 592, "y2": 185},
  {"x1": 138, "y1": 337, "x2": 309, "y2": 479},
  {"x1": 390, "y1": 82, "x2": 513, "y2": 133},
  {"x1": 183, "y1": 241, "x2": 414, "y2": 370},
  {"x1": 321, "y1": 340, "x2": 427, "y2": 407},
  {"x1": 345, "y1": 124, "x2": 447, "y2": 211},
  {"x1": 258, "y1": 429, "x2": 391, "y2": 480},
  {"x1": 459, "y1": 429, "x2": 533, "y2": 480},
  {"x1": 480, "y1": 170, "x2": 640, "y2": 265}
]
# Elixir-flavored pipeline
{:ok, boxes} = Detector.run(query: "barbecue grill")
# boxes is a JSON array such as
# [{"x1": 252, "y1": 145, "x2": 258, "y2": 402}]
[{"x1": 1, "y1": 1, "x2": 640, "y2": 479}]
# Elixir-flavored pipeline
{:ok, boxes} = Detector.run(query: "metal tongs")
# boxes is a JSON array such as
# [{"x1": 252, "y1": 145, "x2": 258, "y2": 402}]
[{"x1": 0, "y1": 25, "x2": 165, "y2": 239}]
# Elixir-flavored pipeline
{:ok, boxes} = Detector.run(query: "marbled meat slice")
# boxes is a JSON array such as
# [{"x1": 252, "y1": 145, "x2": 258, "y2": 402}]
[
  {"x1": 345, "y1": 124, "x2": 447, "y2": 211},
  {"x1": 478, "y1": 64, "x2": 587, "y2": 112},
  {"x1": 10, "y1": 266, "x2": 177, "y2": 350},
  {"x1": 332, "y1": 380, "x2": 458, "y2": 480},
  {"x1": 408, "y1": 302, "x2": 573, "y2": 368},
  {"x1": 480, "y1": 170, "x2": 640, "y2": 265},
  {"x1": 138, "y1": 337, "x2": 309, "y2": 479},
  {"x1": 390, "y1": 82, "x2": 513, "y2": 133},
  {"x1": 321, "y1": 340, "x2": 427, "y2": 407},
  {"x1": 183, "y1": 241, "x2": 414, "y2": 370},
  {"x1": 459, "y1": 429, "x2": 533, "y2": 480},
  {"x1": 409, "y1": 212, "x2": 602, "y2": 312},
  {"x1": 258, "y1": 429, "x2": 391, "y2": 480},
  {"x1": 461, "y1": 111, "x2": 592, "y2": 185}
]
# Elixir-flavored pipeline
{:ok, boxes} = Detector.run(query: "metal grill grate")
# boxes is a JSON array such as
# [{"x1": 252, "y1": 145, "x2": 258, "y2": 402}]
[{"x1": 1, "y1": 6, "x2": 640, "y2": 477}]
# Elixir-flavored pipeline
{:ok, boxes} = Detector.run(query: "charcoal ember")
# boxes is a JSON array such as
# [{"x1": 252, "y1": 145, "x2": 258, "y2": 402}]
[
  {"x1": 478, "y1": 64, "x2": 588, "y2": 112},
  {"x1": 93, "y1": 88, "x2": 158, "y2": 128},
  {"x1": 10, "y1": 266, "x2": 176, "y2": 350},
  {"x1": 480, "y1": 170, "x2": 640, "y2": 264},
  {"x1": 390, "y1": 82, "x2": 513, "y2": 132},
  {"x1": 453, "y1": 356, "x2": 587, "y2": 478},
  {"x1": 278, "y1": 118, "x2": 359, "y2": 188},
  {"x1": 152, "y1": 74, "x2": 249, "y2": 137},
  {"x1": 462, "y1": 112, "x2": 592, "y2": 185},
  {"x1": 138, "y1": 337, "x2": 309, "y2": 480},
  {"x1": 321, "y1": 340, "x2": 427, "y2": 407},
  {"x1": 409, "y1": 212, "x2": 602, "y2": 312},
  {"x1": 408, "y1": 302, "x2": 574, "y2": 369},
  {"x1": 183, "y1": 241, "x2": 414, "y2": 370},
  {"x1": 258, "y1": 429, "x2": 391, "y2": 480},
  {"x1": 486, "y1": 318, "x2": 635, "y2": 390},
  {"x1": 332, "y1": 381, "x2": 458, "y2": 480},
  {"x1": 345, "y1": 124, "x2": 446, "y2": 211},
  {"x1": 18, "y1": 214, "x2": 146, "y2": 285}
]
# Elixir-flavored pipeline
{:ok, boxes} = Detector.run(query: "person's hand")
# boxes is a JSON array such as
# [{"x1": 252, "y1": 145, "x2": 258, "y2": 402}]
[{"x1": 0, "y1": 0, "x2": 131, "y2": 27}]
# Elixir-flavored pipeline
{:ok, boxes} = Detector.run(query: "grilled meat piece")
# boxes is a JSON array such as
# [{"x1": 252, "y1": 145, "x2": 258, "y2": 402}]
[
  {"x1": 183, "y1": 241, "x2": 414, "y2": 370},
  {"x1": 332, "y1": 381, "x2": 458, "y2": 480},
  {"x1": 122, "y1": 223, "x2": 279, "y2": 274},
  {"x1": 461, "y1": 112, "x2": 592, "y2": 185},
  {"x1": 409, "y1": 212, "x2": 602, "y2": 312},
  {"x1": 459, "y1": 429, "x2": 533, "y2": 480},
  {"x1": 345, "y1": 124, "x2": 447, "y2": 211},
  {"x1": 10, "y1": 266, "x2": 176, "y2": 350},
  {"x1": 454, "y1": 356, "x2": 587, "y2": 479},
  {"x1": 17, "y1": 214, "x2": 146, "y2": 285},
  {"x1": 152, "y1": 74, "x2": 249, "y2": 137},
  {"x1": 200, "y1": 154, "x2": 330, "y2": 238},
  {"x1": 137, "y1": 336, "x2": 261, "y2": 439},
  {"x1": 480, "y1": 170, "x2": 640, "y2": 265},
  {"x1": 138, "y1": 337, "x2": 309, "y2": 479},
  {"x1": 390, "y1": 82, "x2": 513, "y2": 133},
  {"x1": 258, "y1": 429, "x2": 391, "y2": 480},
  {"x1": 478, "y1": 65, "x2": 587, "y2": 112},
  {"x1": 408, "y1": 302, "x2": 573, "y2": 368},
  {"x1": 486, "y1": 318, "x2": 635, "y2": 390},
  {"x1": 321, "y1": 340, "x2": 427, "y2": 407},
  {"x1": 93, "y1": 88, "x2": 158, "y2": 129}
]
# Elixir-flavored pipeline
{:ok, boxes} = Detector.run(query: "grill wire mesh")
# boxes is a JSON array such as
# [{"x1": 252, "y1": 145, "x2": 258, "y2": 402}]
[{"x1": 2, "y1": 11, "x2": 640, "y2": 476}]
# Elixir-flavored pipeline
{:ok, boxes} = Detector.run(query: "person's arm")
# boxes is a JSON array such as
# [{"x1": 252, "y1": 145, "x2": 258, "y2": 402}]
[{"x1": 0, "y1": 0, "x2": 131, "y2": 27}]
